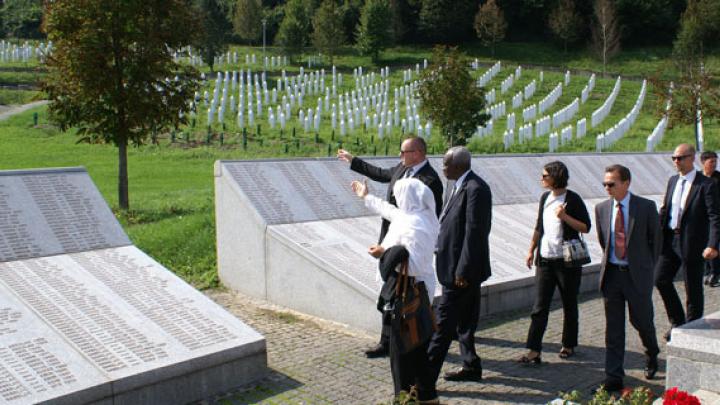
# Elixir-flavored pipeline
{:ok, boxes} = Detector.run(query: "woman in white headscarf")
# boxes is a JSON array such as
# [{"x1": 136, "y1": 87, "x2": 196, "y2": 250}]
[{"x1": 351, "y1": 177, "x2": 440, "y2": 404}]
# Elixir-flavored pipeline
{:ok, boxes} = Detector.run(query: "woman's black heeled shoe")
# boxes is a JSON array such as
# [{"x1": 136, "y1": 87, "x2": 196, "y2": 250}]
[
  {"x1": 558, "y1": 347, "x2": 575, "y2": 359},
  {"x1": 516, "y1": 354, "x2": 542, "y2": 365}
]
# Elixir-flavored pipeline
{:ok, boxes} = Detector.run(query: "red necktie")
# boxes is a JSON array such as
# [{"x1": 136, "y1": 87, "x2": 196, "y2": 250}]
[{"x1": 614, "y1": 203, "x2": 626, "y2": 260}]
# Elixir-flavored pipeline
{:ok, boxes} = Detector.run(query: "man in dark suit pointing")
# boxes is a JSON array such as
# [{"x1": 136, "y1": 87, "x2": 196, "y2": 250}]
[
  {"x1": 338, "y1": 136, "x2": 443, "y2": 358},
  {"x1": 595, "y1": 164, "x2": 661, "y2": 392},
  {"x1": 427, "y1": 146, "x2": 492, "y2": 383},
  {"x1": 655, "y1": 143, "x2": 720, "y2": 341}
]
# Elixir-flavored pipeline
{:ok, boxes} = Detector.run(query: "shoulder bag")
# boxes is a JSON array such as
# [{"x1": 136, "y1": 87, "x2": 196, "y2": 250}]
[{"x1": 389, "y1": 259, "x2": 437, "y2": 354}]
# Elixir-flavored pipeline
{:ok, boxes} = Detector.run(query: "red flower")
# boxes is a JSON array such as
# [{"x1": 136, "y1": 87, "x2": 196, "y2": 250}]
[{"x1": 663, "y1": 387, "x2": 701, "y2": 405}]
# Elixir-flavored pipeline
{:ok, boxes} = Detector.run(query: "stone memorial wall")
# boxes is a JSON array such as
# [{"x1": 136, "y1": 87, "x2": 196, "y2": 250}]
[
  {"x1": 215, "y1": 153, "x2": 677, "y2": 333},
  {"x1": 0, "y1": 168, "x2": 267, "y2": 405}
]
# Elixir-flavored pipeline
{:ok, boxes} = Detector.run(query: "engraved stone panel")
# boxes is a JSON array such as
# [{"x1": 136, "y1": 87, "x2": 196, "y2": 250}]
[
  {"x1": 0, "y1": 246, "x2": 266, "y2": 404},
  {"x1": 0, "y1": 168, "x2": 267, "y2": 404},
  {"x1": 219, "y1": 153, "x2": 676, "y2": 226},
  {"x1": 0, "y1": 168, "x2": 131, "y2": 262}
]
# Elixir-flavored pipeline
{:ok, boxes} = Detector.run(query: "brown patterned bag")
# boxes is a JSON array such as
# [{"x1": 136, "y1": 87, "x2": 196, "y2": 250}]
[{"x1": 390, "y1": 259, "x2": 437, "y2": 354}]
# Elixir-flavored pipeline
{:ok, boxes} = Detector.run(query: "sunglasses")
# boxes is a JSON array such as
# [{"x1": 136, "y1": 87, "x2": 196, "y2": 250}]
[
  {"x1": 671, "y1": 154, "x2": 691, "y2": 161},
  {"x1": 541, "y1": 174, "x2": 550, "y2": 179},
  {"x1": 602, "y1": 182, "x2": 616, "y2": 188}
]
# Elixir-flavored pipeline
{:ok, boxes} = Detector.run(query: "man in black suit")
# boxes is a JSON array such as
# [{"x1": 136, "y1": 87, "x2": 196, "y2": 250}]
[
  {"x1": 655, "y1": 143, "x2": 720, "y2": 342},
  {"x1": 427, "y1": 146, "x2": 492, "y2": 383},
  {"x1": 595, "y1": 165, "x2": 661, "y2": 392},
  {"x1": 701, "y1": 151, "x2": 720, "y2": 287},
  {"x1": 337, "y1": 136, "x2": 443, "y2": 358}
]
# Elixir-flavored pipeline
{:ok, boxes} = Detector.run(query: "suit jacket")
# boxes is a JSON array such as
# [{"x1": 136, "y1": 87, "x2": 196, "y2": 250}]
[
  {"x1": 350, "y1": 157, "x2": 443, "y2": 243},
  {"x1": 595, "y1": 193, "x2": 661, "y2": 294},
  {"x1": 436, "y1": 171, "x2": 492, "y2": 289},
  {"x1": 659, "y1": 171, "x2": 720, "y2": 262}
]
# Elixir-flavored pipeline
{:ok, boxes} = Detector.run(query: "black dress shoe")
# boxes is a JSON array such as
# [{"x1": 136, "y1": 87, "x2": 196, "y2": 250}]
[
  {"x1": 443, "y1": 367, "x2": 482, "y2": 382},
  {"x1": 364, "y1": 344, "x2": 388, "y2": 358},
  {"x1": 664, "y1": 328, "x2": 673, "y2": 342},
  {"x1": 710, "y1": 274, "x2": 720, "y2": 287},
  {"x1": 645, "y1": 355, "x2": 658, "y2": 380},
  {"x1": 597, "y1": 378, "x2": 623, "y2": 392}
]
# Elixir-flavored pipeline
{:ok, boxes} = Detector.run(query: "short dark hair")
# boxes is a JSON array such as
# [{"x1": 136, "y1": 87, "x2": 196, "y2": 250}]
[
  {"x1": 605, "y1": 164, "x2": 631, "y2": 182},
  {"x1": 701, "y1": 151, "x2": 718, "y2": 162},
  {"x1": 544, "y1": 161, "x2": 569, "y2": 189},
  {"x1": 405, "y1": 135, "x2": 427, "y2": 154}
]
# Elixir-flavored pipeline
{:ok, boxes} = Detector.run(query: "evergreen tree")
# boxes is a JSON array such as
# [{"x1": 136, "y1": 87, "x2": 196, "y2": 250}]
[
  {"x1": 548, "y1": 0, "x2": 583, "y2": 52},
  {"x1": 312, "y1": 0, "x2": 346, "y2": 63},
  {"x1": 418, "y1": 0, "x2": 476, "y2": 44},
  {"x1": 233, "y1": 0, "x2": 263, "y2": 44},
  {"x1": 0, "y1": 0, "x2": 43, "y2": 39},
  {"x1": 355, "y1": 0, "x2": 393, "y2": 63},
  {"x1": 43, "y1": 0, "x2": 201, "y2": 210},
  {"x1": 276, "y1": 0, "x2": 312, "y2": 58},
  {"x1": 418, "y1": 46, "x2": 489, "y2": 146},
  {"x1": 474, "y1": 0, "x2": 507, "y2": 56},
  {"x1": 194, "y1": 0, "x2": 231, "y2": 71}
]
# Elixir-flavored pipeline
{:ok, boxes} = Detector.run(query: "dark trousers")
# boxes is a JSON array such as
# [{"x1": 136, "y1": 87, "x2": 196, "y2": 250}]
[
  {"x1": 655, "y1": 233, "x2": 705, "y2": 325},
  {"x1": 389, "y1": 336, "x2": 436, "y2": 400},
  {"x1": 706, "y1": 256, "x2": 720, "y2": 277},
  {"x1": 602, "y1": 264, "x2": 659, "y2": 381},
  {"x1": 427, "y1": 286, "x2": 481, "y2": 383},
  {"x1": 525, "y1": 259, "x2": 581, "y2": 352}
]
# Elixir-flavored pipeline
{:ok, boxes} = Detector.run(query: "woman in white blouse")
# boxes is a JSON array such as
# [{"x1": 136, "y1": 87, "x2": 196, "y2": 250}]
[
  {"x1": 351, "y1": 177, "x2": 440, "y2": 404},
  {"x1": 518, "y1": 161, "x2": 591, "y2": 365}
]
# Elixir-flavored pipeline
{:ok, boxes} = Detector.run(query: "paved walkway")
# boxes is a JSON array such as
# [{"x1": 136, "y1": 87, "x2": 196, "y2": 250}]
[
  {"x1": 0, "y1": 100, "x2": 47, "y2": 120},
  {"x1": 202, "y1": 282, "x2": 720, "y2": 404}
]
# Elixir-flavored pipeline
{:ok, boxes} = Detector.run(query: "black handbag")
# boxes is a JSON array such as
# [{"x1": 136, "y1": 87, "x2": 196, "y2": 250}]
[{"x1": 388, "y1": 259, "x2": 437, "y2": 354}]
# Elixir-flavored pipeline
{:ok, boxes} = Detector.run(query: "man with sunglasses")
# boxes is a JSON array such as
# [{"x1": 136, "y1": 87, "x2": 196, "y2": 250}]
[
  {"x1": 337, "y1": 136, "x2": 443, "y2": 358},
  {"x1": 655, "y1": 143, "x2": 720, "y2": 342},
  {"x1": 700, "y1": 151, "x2": 720, "y2": 287},
  {"x1": 595, "y1": 165, "x2": 661, "y2": 392}
]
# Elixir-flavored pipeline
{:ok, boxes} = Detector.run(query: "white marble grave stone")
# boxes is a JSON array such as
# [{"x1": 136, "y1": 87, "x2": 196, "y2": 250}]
[
  {"x1": 0, "y1": 167, "x2": 267, "y2": 405},
  {"x1": 215, "y1": 153, "x2": 677, "y2": 333}
]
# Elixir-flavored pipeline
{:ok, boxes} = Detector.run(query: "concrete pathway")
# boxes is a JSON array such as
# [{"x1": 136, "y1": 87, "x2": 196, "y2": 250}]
[
  {"x1": 201, "y1": 282, "x2": 720, "y2": 404},
  {"x1": 0, "y1": 100, "x2": 47, "y2": 120}
]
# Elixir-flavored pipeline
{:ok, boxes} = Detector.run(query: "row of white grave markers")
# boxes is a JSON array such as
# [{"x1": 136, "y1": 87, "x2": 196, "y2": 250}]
[
  {"x1": 535, "y1": 115, "x2": 551, "y2": 137},
  {"x1": 596, "y1": 80, "x2": 647, "y2": 151},
  {"x1": 538, "y1": 82, "x2": 563, "y2": 114},
  {"x1": 501, "y1": 67, "x2": 520, "y2": 88},
  {"x1": 486, "y1": 101, "x2": 506, "y2": 120},
  {"x1": 646, "y1": 83, "x2": 673, "y2": 152},
  {"x1": 0, "y1": 40, "x2": 51, "y2": 62},
  {"x1": 547, "y1": 128, "x2": 564, "y2": 152},
  {"x1": 476, "y1": 61, "x2": 502, "y2": 87},
  {"x1": 591, "y1": 76, "x2": 622, "y2": 127},
  {"x1": 503, "y1": 128, "x2": 514, "y2": 149},
  {"x1": 518, "y1": 123, "x2": 533, "y2": 143},
  {"x1": 577, "y1": 118, "x2": 587, "y2": 138},
  {"x1": 475, "y1": 119, "x2": 494, "y2": 137},
  {"x1": 581, "y1": 74, "x2": 596, "y2": 104},
  {"x1": 506, "y1": 113, "x2": 516, "y2": 131},
  {"x1": 552, "y1": 98, "x2": 580, "y2": 128},
  {"x1": 195, "y1": 61, "x2": 434, "y2": 139}
]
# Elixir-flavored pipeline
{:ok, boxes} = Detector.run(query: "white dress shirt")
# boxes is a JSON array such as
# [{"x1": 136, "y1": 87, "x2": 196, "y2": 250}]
[{"x1": 669, "y1": 170, "x2": 696, "y2": 230}]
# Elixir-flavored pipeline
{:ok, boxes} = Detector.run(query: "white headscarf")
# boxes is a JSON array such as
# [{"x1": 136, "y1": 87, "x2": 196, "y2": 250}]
[{"x1": 364, "y1": 178, "x2": 439, "y2": 298}]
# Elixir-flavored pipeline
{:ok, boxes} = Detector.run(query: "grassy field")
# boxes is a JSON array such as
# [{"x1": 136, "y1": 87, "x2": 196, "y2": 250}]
[{"x1": 1, "y1": 42, "x2": 718, "y2": 289}]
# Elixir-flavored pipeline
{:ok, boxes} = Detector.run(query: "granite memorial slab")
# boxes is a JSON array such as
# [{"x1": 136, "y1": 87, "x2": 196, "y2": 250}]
[
  {"x1": 666, "y1": 310, "x2": 720, "y2": 396},
  {"x1": 215, "y1": 153, "x2": 677, "y2": 333},
  {"x1": 1, "y1": 168, "x2": 267, "y2": 405}
]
